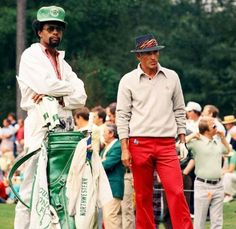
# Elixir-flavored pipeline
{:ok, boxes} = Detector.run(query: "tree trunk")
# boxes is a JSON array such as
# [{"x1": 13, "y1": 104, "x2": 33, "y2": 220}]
[{"x1": 16, "y1": 0, "x2": 27, "y2": 119}]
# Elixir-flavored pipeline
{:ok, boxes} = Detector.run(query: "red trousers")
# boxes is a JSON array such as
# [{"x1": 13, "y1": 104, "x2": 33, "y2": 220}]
[{"x1": 129, "y1": 137, "x2": 193, "y2": 229}]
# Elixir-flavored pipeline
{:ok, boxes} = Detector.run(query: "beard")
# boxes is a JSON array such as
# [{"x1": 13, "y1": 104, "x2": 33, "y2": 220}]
[{"x1": 48, "y1": 37, "x2": 61, "y2": 48}]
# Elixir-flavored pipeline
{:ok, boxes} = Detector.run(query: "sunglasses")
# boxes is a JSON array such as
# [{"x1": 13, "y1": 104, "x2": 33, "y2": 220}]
[{"x1": 43, "y1": 25, "x2": 64, "y2": 33}]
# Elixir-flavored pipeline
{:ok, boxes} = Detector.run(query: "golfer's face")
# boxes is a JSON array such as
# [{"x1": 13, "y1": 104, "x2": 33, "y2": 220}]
[{"x1": 138, "y1": 51, "x2": 159, "y2": 71}]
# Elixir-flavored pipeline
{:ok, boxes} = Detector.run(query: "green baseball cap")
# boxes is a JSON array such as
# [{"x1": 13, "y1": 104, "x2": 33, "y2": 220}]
[{"x1": 37, "y1": 6, "x2": 66, "y2": 24}]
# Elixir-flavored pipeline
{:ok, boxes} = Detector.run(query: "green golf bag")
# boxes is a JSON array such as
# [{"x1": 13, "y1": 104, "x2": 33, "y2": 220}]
[{"x1": 9, "y1": 131, "x2": 85, "y2": 229}]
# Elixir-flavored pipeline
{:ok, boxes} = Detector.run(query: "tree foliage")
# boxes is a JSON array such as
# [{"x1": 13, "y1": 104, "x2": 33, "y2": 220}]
[{"x1": 0, "y1": 0, "x2": 236, "y2": 121}]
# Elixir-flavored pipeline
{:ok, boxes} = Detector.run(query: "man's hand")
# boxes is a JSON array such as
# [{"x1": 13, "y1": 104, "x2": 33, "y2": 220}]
[
  {"x1": 121, "y1": 148, "x2": 132, "y2": 168},
  {"x1": 216, "y1": 130, "x2": 225, "y2": 139},
  {"x1": 120, "y1": 138, "x2": 132, "y2": 168},
  {"x1": 179, "y1": 142, "x2": 188, "y2": 161},
  {"x1": 32, "y1": 93, "x2": 44, "y2": 104}
]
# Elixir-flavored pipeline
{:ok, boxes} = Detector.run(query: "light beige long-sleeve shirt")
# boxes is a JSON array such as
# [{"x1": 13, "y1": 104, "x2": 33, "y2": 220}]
[{"x1": 116, "y1": 63, "x2": 186, "y2": 139}]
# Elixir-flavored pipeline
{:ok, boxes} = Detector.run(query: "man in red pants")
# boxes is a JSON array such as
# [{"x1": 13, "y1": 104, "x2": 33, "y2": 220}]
[{"x1": 116, "y1": 34, "x2": 193, "y2": 229}]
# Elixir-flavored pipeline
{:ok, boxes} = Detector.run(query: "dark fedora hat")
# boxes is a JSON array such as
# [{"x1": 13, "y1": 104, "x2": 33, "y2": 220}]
[{"x1": 130, "y1": 34, "x2": 165, "y2": 53}]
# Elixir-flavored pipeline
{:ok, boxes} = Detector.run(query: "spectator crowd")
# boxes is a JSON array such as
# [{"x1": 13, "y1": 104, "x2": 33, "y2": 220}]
[
  {"x1": 0, "y1": 102, "x2": 236, "y2": 229},
  {"x1": 0, "y1": 112, "x2": 24, "y2": 204}
]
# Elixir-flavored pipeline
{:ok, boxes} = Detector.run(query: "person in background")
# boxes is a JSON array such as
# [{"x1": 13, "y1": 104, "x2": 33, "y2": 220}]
[
  {"x1": 73, "y1": 107, "x2": 100, "y2": 153},
  {"x1": 0, "y1": 119, "x2": 15, "y2": 172},
  {"x1": 7, "y1": 113, "x2": 17, "y2": 126},
  {"x1": 7, "y1": 112, "x2": 18, "y2": 157},
  {"x1": 222, "y1": 115, "x2": 236, "y2": 151},
  {"x1": 223, "y1": 150, "x2": 236, "y2": 203},
  {"x1": 0, "y1": 119, "x2": 14, "y2": 153},
  {"x1": 0, "y1": 170, "x2": 7, "y2": 203},
  {"x1": 100, "y1": 123, "x2": 125, "y2": 229},
  {"x1": 185, "y1": 102, "x2": 202, "y2": 217},
  {"x1": 121, "y1": 167, "x2": 135, "y2": 229},
  {"x1": 222, "y1": 126, "x2": 236, "y2": 203},
  {"x1": 187, "y1": 117, "x2": 230, "y2": 229},
  {"x1": 202, "y1": 104, "x2": 226, "y2": 139},
  {"x1": 6, "y1": 170, "x2": 22, "y2": 204},
  {"x1": 106, "y1": 102, "x2": 116, "y2": 124},
  {"x1": 92, "y1": 106, "x2": 107, "y2": 127},
  {"x1": 116, "y1": 34, "x2": 192, "y2": 229},
  {"x1": 16, "y1": 118, "x2": 25, "y2": 155},
  {"x1": 15, "y1": 5, "x2": 86, "y2": 228},
  {"x1": 106, "y1": 101, "x2": 136, "y2": 228},
  {"x1": 185, "y1": 101, "x2": 202, "y2": 133},
  {"x1": 91, "y1": 105, "x2": 107, "y2": 148}
]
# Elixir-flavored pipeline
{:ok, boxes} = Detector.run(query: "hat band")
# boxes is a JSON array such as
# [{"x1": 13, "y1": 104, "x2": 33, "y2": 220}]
[{"x1": 137, "y1": 39, "x2": 158, "y2": 50}]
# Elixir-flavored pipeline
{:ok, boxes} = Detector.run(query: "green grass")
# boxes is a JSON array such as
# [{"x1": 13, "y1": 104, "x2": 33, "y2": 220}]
[
  {"x1": 0, "y1": 201, "x2": 235, "y2": 229},
  {"x1": 0, "y1": 204, "x2": 15, "y2": 229},
  {"x1": 159, "y1": 200, "x2": 236, "y2": 229}
]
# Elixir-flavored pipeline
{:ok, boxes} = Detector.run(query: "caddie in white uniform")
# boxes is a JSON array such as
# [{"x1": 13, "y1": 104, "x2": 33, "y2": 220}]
[{"x1": 15, "y1": 6, "x2": 87, "y2": 228}]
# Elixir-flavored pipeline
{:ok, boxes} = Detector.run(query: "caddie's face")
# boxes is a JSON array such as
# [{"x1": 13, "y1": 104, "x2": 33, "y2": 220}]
[
  {"x1": 38, "y1": 23, "x2": 64, "y2": 48},
  {"x1": 137, "y1": 51, "x2": 159, "y2": 72}
]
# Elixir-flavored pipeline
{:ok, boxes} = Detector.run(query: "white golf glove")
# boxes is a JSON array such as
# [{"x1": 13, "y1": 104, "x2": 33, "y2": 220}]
[{"x1": 179, "y1": 143, "x2": 188, "y2": 161}]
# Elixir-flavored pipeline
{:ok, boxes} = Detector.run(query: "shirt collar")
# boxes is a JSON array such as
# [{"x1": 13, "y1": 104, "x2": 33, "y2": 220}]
[
  {"x1": 137, "y1": 63, "x2": 167, "y2": 82},
  {"x1": 39, "y1": 43, "x2": 60, "y2": 57},
  {"x1": 200, "y1": 134, "x2": 217, "y2": 144}
]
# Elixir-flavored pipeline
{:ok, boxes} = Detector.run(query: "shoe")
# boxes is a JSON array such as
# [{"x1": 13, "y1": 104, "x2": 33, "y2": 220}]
[{"x1": 223, "y1": 195, "x2": 233, "y2": 203}]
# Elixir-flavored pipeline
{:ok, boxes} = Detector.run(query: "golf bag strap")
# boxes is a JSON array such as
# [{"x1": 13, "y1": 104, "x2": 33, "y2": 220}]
[{"x1": 8, "y1": 149, "x2": 40, "y2": 209}]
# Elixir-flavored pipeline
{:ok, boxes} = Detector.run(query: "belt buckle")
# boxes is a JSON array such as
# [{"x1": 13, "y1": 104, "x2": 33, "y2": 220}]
[
  {"x1": 126, "y1": 168, "x2": 131, "y2": 173},
  {"x1": 207, "y1": 179, "x2": 220, "y2": 185},
  {"x1": 212, "y1": 179, "x2": 220, "y2": 185},
  {"x1": 197, "y1": 177, "x2": 220, "y2": 185},
  {"x1": 209, "y1": 180, "x2": 214, "y2": 185}
]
